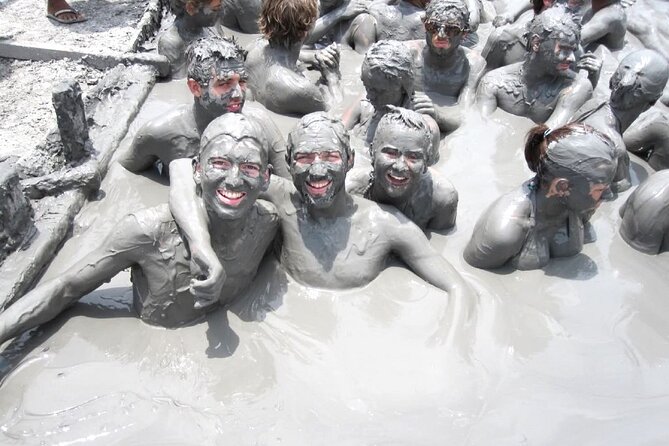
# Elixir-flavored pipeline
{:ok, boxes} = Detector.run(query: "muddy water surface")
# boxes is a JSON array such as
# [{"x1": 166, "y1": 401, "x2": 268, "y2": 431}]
[{"x1": 1, "y1": 40, "x2": 669, "y2": 445}]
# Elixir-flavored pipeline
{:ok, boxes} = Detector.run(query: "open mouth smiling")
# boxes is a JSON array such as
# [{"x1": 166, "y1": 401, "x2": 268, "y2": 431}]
[
  {"x1": 306, "y1": 179, "x2": 332, "y2": 197},
  {"x1": 227, "y1": 101, "x2": 242, "y2": 112},
  {"x1": 217, "y1": 188, "x2": 246, "y2": 206},
  {"x1": 386, "y1": 172, "x2": 410, "y2": 187}
]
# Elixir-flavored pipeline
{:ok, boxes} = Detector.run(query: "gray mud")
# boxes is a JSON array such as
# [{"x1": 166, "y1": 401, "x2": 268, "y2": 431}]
[{"x1": 1, "y1": 40, "x2": 669, "y2": 445}]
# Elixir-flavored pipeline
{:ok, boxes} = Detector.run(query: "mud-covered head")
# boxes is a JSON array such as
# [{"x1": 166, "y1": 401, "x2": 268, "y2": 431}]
[
  {"x1": 361, "y1": 40, "x2": 415, "y2": 109},
  {"x1": 287, "y1": 112, "x2": 354, "y2": 209},
  {"x1": 610, "y1": 49, "x2": 669, "y2": 111},
  {"x1": 525, "y1": 123, "x2": 616, "y2": 213},
  {"x1": 526, "y1": 6, "x2": 581, "y2": 78},
  {"x1": 259, "y1": 0, "x2": 319, "y2": 47},
  {"x1": 196, "y1": 113, "x2": 271, "y2": 220},
  {"x1": 169, "y1": 0, "x2": 221, "y2": 23},
  {"x1": 186, "y1": 36, "x2": 249, "y2": 115},
  {"x1": 423, "y1": 0, "x2": 470, "y2": 54},
  {"x1": 371, "y1": 106, "x2": 431, "y2": 200},
  {"x1": 531, "y1": 0, "x2": 585, "y2": 15}
]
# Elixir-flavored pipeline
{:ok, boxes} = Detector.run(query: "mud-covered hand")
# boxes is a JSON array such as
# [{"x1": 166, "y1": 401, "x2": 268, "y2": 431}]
[
  {"x1": 411, "y1": 92, "x2": 436, "y2": 118},
  {"x1": 315, "y1": 43, "x2": 341, "y2": 70},
  {"x1": 492, "y1": 13, "x2": 513, "y2": 27},
  {"x1": 342, "y1": 0, "x2": 371, "y2": 19},
  {"x1": 577, "y1": 52, "x2": 602, "y2": 75},
  {"x1": 188, "y1": 244, "x2": 226, "y2": 309}
]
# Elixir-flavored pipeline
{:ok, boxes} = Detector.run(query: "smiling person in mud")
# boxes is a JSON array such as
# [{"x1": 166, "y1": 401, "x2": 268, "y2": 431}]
[
  {"x1": 119, "y1": 36, "x2": 289, "y2": 178},
  {"x1": 170, "y1": 112, "x2": 475, "y2": 303},
  {"x1": 476, "y1": 7, "x2": 593, "y2": 128},
  {"x1": 0, "y1": 114, "x2": 279, "y2": 347},
  {"x1": 347, "y1": 106, "x2": 458, "y2": 231}
]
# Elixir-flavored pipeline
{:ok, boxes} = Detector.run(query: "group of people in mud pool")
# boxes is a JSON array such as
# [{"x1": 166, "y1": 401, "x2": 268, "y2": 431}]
[{"x1": 3, "y1": 0, "x2": 669, "y2": 345}]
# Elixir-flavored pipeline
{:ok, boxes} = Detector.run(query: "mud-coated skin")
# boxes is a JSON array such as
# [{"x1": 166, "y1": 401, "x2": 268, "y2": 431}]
[
  {"x1": 118, "y1": 102, "x2": 289, "y2": 178},
  {"x1": 347, "y1": 167, "x2": 458, "y2": 230},
  {"x1": 219, "y1": 0, "x2": 262, "y2": 33},
  {"x1": 580, "y1": 0, "x2": 626, "y2": 52},
  {"x1": 619, "y1": 170, "x2": 669, "y2": 254},
  {"x1": 624, "y1": 107, "x2": 669, "y2": 171}
]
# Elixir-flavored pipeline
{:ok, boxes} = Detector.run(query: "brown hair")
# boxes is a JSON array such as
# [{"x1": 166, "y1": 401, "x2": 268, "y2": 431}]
[{"x1": 259, "y1": 0, "x2": 319, "y2": 46}]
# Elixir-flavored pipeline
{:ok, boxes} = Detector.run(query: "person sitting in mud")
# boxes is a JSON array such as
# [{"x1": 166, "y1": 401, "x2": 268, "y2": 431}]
[
  {"x1": 476, "y1": 7, "x2": 593, "y2": 128},
  {"x1": 0, "y1": 114, "x2": 279, "y2": 347},
  {"x1": 119, "y1": 36, "x2": 290, "y2": 179},
  {"x1": 619, "y1": 170, "x2": 669, "y2": 255},
  {"x1": 573, "y1": 49, "x2": 669, "y2": 192},
  {"x1": 580, "y1": 0, "x2": 627, "y2": 51},
  {"x1": 464, "y1": 123, "x2": 616, "y2": 270},
  {"x1": 219, "y1": 0, "x2": 262, "y2": 33},
  {"x1": 170, "y1": 112, "x2": 475, "y2": 304},
  {"x1": 158, "y1": 0, "x2": 222, "y2": 76},
  {"x1": 246, "y1": 0, "x2": 342, "y2": 115},
  {"x1": 347, "y1": 106, "x2": 458, "y2": 231},
  {"x1": 343, "y1": 40, "x2": 441, "y2": 162},
  {"x1": 408, "y1": 0, "x2": 486, "y2": 112}
]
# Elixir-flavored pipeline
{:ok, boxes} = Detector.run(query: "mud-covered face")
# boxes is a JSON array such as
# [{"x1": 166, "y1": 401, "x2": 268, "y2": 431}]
[
  {"x1": 424, "y1": 15, "x2": 467, "y2": 54},
  {"x1": 189, "y1": 0, "x2": 222, "y2": 26},
  {"x1": 197, "y1": 60, "x2": 248, "y2": 116},
  {"x1": 556, "y1": 0, "x2": 586, "y2": 14},
  {"x1": 290, "y1": 129, "x2": 349, "y2": 209},
  {"x1": 373, "y1": 126, "x2": 428, "y2": 200},
  {"x1": 197, "y1": 137, "x2": 268, "y2": 220},
  {"x1": 361, "y1": 65, "x2": 405, "y2": 109},
  {"x1": 563, "y1": 175, "x2": 611, "y2": 213},
  {"x1": 538, "y1": 34, "x2": 578, "y2": 77},
  {"x1": 610, "y1": 57, "x2": 666, "y2": 111}
]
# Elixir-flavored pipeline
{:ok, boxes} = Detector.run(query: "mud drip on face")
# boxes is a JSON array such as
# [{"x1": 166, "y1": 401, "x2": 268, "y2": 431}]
[{"x1": 2, "y1": 27, "x2": 669, "y2": 446}]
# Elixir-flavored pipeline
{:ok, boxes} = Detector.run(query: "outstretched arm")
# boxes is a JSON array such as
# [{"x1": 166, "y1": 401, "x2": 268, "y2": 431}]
[
  {"x1": 546, "y1": 77, "x2": 593, "y2": 129},
  {"x1": 0, "y1": 216, "x2": 142, "y2": 346}
]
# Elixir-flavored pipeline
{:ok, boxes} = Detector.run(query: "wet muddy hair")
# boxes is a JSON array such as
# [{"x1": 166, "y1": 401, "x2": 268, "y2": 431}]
[
  {"x1": 373, "y1": 106, "x2": 433, "y2": 157},
  {"x1": 424, "y1": 0, "x2": 471, "y2": 32},
  {"x1": 362, "y1": 40, "x2": 415, "y2": 95},
  {"x1": 525, "y1": 6, "x2": 580, "y2": 50},
  {"x1": 406, "y1": 0, "x2": 432, "y2": 7},
  {"x1": 259, "y1": 0, "x2": 319, "y2": 46},
  {"x1": 610, "y1": 49, "x2": 669, "y2": 104},
  {"x1": 169, "y1": 0, "x2": 209, "y2": 17},
  {"x1": 286, "y1": 112, "x2": 352, "y2": 163},
  {"x1": 525, "y1": 122, "x2": 615, "y2": 182},
  {"x1": 186, "y1": 36, "x2": 247, "y2": 86},
  {"x1": 200, "y1": 113, "x2": 270, "y2": 164}
]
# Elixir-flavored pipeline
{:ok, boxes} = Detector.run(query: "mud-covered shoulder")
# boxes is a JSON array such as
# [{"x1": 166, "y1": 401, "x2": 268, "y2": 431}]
[{"x1": 254, "y1": 199, "x2": 280, "y2": 225}]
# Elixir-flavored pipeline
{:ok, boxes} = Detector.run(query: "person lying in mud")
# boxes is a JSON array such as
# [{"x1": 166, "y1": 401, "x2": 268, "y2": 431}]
[
  {"x1": 573, "y1": 49, "x2": 669, "y2": 193},
  {"x1": 170, "y1": 112, "x2": 475, "y2": 304},
  {"x1": 246, "y1": 0, "x2": 341, "y2": 115},
  {"x1": 0, "y1": 114, "x2": 278, "y2": 347},
  {"x1": 619, "y1": 170, "x2": 669, "y2": 255},
  {"x1": 347, "y1": 106, "x2": 458, "y2": 231},
  {"x1": 343, "y1": 40, "x2": 441, "y2": 162},
  {"x1": 119, "y1": 36, "x2": 290, "y2": 179},
  {"x1": 158, "y1": 0, "x2": 222, "y2": 76},
  {"x1": 464, "y1": 123, "x2": 616, "y2": 270},
  {"x1": 476, "y1": 7, "x2": 593, "y2": 128},
  {"x1": 408, "y1": 0, "x2": 486, "y2": 112},
  {"x1": 580, "y1": 0, "x2": 627, "y2": 52}
]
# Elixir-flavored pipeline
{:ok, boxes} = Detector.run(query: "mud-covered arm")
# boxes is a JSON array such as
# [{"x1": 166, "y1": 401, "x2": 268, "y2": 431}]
[
  {"x1": 305, "y1": 0, "x2": 370, "y2": 44},
  {"x1": 0, "y1": 216, "x2": 144, "y2": 346},
  {"x1": 427, "y1": 177, "x2": 458, "y2": 231},
  {"x1": 386, "y1": 210, "x2": 474, "y2": 300},
  {"x1": 118, "y1": 120, "x2": 162, "y2": 172},
  {"x1": 265, "y1": 67, "x2": 330, "y2": 114},
  {"x1": 493, "y1": 1, "x2": 531, "y2": 27},
  {"x1": 581, "y1": 8, "x2": 618, "y2": 48},
  {"x1": 459, "y1": 51, "x2": 487, "y2": 107},
  {"x1": 475, "y1": 74, "x2": 499, "y2": 116},
  {"x1": 546, "y1": 77, "x2": 593, "y2": 129},
  {"x1": 623, "y1": 110, "x2": 669, "y2": 154},
  {"x1": 342, "y1": 96, "x2": 365, "y2": 130},
  {"x1": 411, "y1": 92, "x2": 461, "y2": 134},
  {"x1": 168, "y1": 158, "x2": 224, "y2": 305},
  {"x1": 463, "y1": 196, "x2": 529, "y2": 269}
]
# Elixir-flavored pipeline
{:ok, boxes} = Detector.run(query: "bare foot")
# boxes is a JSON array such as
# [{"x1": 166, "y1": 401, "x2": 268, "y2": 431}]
[{"x1": 47, "y1": 0, "x2": 86, "y2": 24}]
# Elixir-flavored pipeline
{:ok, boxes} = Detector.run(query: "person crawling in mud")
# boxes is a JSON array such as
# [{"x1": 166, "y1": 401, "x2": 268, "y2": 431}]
[
  {"x1": 476, "y1": 7, "x2": 593, "y2": 128},
  {"x1": 464, "y1": 123, "x2": 616, "y2": 270},
  {"x1": 343, "y1": 39, "x2": 440, "y2": 161},
  {"x1": 170, "y1": 112, "x2": 474, "y2": 304},
  {"x1": 573, "y1": 49, "x2": 669, "y2": 192},
  {"x1": 347, "y1": 106, "x2": 459, "y2": 231},
  {"x1": 158, "y1": 0, "x2": 222, "y2": 76},
  {"x1": 120, "y1": 36, "x2": 290, "y2": 179},
  {"x1": 0, "y1": 114, "x2": 279, "y2": 346},
  {"x1": 619, "y1": 170, "x2": 669, "y2": 255},
  {"x1": 246, "y1": 0, "x2": 342, "y2": 115}
]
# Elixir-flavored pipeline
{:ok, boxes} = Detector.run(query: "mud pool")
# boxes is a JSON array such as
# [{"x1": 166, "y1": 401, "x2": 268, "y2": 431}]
[{"x1": 1, "y1": 37, "x2": 669, "y2": 445}]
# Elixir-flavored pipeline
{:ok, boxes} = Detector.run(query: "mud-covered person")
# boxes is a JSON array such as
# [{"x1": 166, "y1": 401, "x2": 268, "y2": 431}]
[
  {"x1": 573, "y1": 49, "x2": 669, "y2": 192},
  {"x1": 246, "y1": 0, "x2": 342, "y2": 115},
  {"x1": 407, "y1": 0, "x2": 486, "y2": 130},
  {"x1": 158, "y1": 0, "x2": 222, "y2": 76},
  {"x1": 0, "y1": 114, "x2": 279, "y2": 347},
  {"x1": 304, "y1": 0, "x2": 373, "y2": 46},
  {"x1": 580, "y1": 0, "x2": 627, "y2": 51},
  {"x1": 476, "y1": 7, "x2": 593, "y2": 128},
  {"x1": 170, "y1": 113, "x2": 475, "y2": 304},
  {"x1": 119, "y1": 36, "x2": 289, "y2": 179},
  {"x1": 347, "y1": 106, "x2": 459, "y2": 231},
  {"x1": 343, "y1": 40, "x2": 441, "y2": 161}
]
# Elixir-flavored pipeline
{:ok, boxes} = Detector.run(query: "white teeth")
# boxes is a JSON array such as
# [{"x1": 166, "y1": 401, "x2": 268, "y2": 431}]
[
  {"x1": 308, "y1": 180, "x2": 331, "y2": 189},
  {"x1": 219, "y1": 190, "x2": 245, "y2": 199},
  {"x1": 389, "y1": 174, "x2": 408, "y2": 181}
]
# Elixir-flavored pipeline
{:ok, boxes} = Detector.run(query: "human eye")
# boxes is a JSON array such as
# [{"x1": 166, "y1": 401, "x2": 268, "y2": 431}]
[
  {"x1": 295, "y1": 153, "x2": 315, "y2": 164},
  {"x1": 241, "y1": 163, "x2": 261, "y2": 177},
  {"x1": 406, "y1": 152, "x2": 423, "y2": 161},
  {"x1": 210, "y1": 158, "x2": 232, "y2": 170},
  {"x1": 382, "y1": 148, "x2": 400, "y2": 158},
  {"x1": 324, "y1": 151, "x2": 342, "y2": 162}
]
